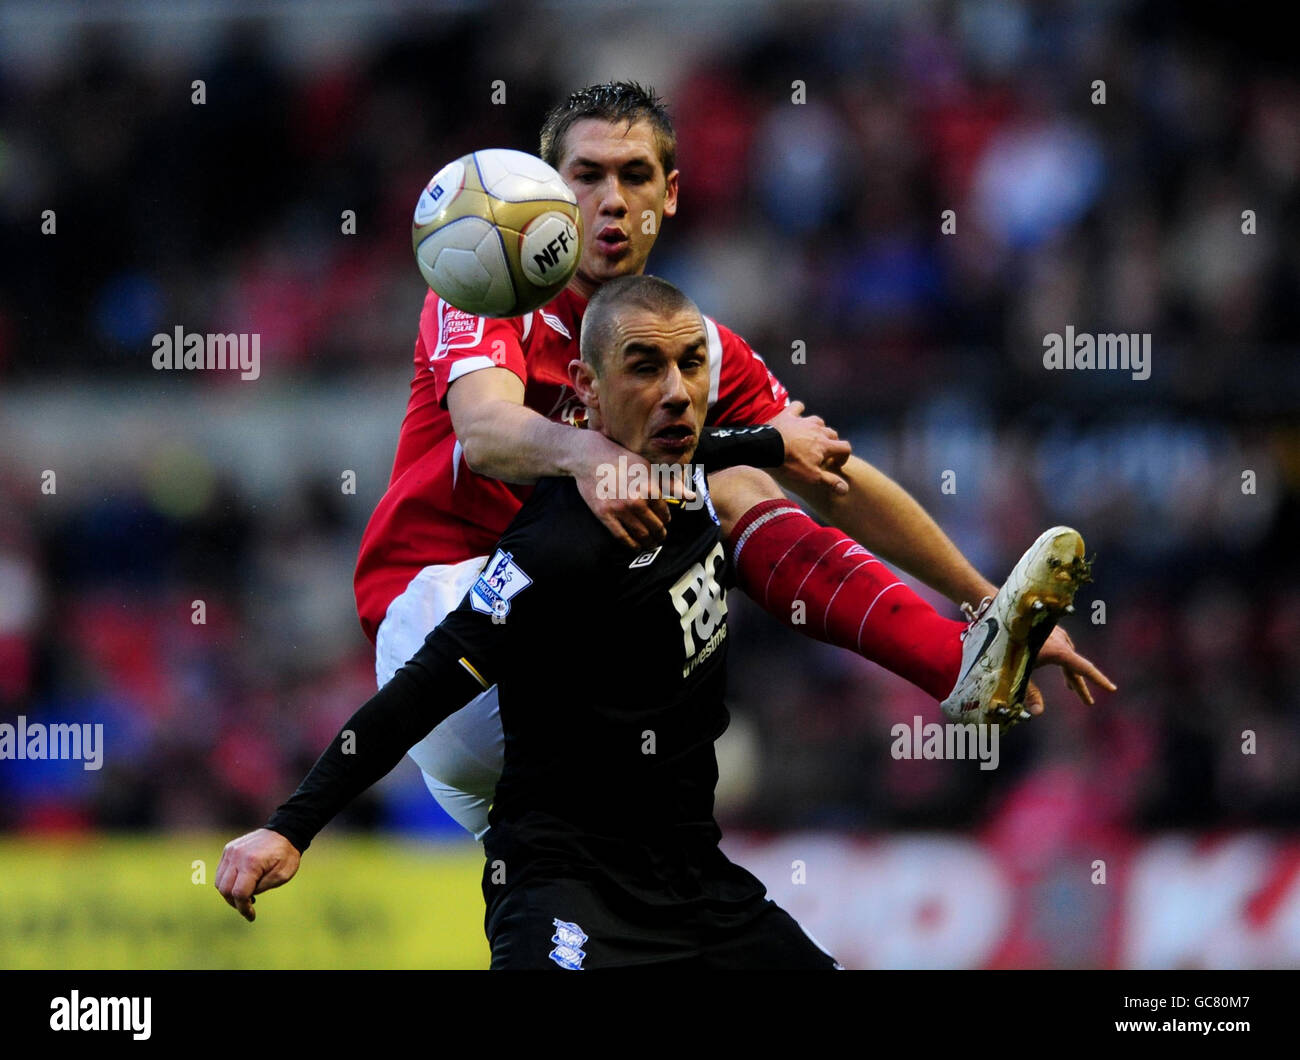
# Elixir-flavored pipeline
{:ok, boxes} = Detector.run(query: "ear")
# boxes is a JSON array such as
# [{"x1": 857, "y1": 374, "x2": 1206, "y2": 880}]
[
  {"x1": 662, "y1": 168, "x2": 679, "y2": 219},
  {"x1": 568, "y1": 357, "x2": 599, "y2": 409}
]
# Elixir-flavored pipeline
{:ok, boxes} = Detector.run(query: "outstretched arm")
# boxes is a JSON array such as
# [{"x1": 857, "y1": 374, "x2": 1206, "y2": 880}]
[{"x1": 215, "y1": 631, "x2": 487, "y2": 921}]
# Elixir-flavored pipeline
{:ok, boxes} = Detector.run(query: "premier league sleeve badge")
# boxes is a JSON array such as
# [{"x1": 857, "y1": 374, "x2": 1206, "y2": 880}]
[{"x1": 470, "y1": 549, "x2": 533, "y2": 619}]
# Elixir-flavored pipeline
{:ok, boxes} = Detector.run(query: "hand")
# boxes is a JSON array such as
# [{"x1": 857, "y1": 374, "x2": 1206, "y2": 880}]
[
  {"x1": 215, "y1": 828, "x2": 302, "y2": 922},
  {"x1": 573, "y1": 432, "x2": 694, "y2": 551},
  {"x1": 1023, "y1": 626, "x2": 1117, "y2": 717},
  {"x1": 768, "y1": 401, "x2": 853, "y2": 496}
]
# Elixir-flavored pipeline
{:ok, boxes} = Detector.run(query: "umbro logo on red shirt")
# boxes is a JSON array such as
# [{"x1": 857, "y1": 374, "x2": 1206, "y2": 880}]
[{"x1": 539, "y1": 310, "x2": 571, "y2": 339}]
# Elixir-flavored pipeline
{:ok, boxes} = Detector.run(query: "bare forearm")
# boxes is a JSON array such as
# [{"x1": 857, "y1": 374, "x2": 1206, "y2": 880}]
[
  {"x1": 779, "y1": 455, "x2": 996, "y2": 607},
  {"x1": 459, "y1": 398, "x2": 596, "y2": 484}
]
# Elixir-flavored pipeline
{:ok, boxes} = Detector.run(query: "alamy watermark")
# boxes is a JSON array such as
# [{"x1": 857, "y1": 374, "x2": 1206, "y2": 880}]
[
  {"x1": 152, "y1": 326, "x2": 260, "y2": 380},
  {"x1": 890, "y1": 715, "x2": 999, "y2": 771},
  {"x1": 596, "y1": 457, "x2": 705, "y2": 511},
  {"x1": 1043, "y1": 327, "x2": 1150, "y2": 380},
  {"x1": 50, "y1": 992, "x2": 150, "y2": 1040},
  {"x1": 0, "y1": 715, "x2": 104, "y2": 770}
]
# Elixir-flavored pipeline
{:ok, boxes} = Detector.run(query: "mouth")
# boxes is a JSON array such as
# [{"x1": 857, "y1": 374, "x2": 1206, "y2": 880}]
[
  {"x1": 651, "y1": 423, "x2": 696, "y2": 454},
  {"x1": 595, "y1": 226, "x2": 630, "y2": 257}
]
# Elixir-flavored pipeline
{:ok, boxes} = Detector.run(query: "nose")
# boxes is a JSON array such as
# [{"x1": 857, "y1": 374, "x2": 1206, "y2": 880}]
[
  {"x1": 599, "y1": 176, "x2": 628, "y2": 217},
  {"x1": 660, "y1": 362, "x2": 690, "y2": 409}
]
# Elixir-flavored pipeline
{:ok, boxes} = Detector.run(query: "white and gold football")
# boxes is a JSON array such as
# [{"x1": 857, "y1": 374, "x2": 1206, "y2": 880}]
[{"x1": 412, "y1": 149, "x2": 582, "y2": 317}]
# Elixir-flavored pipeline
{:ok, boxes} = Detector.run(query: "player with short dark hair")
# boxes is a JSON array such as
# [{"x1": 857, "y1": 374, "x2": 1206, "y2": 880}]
[
  {"x1": 539, "y1": 80, "x2": 676, "y2": 178},
  {"x1": 218, "y1": 276, "x2": 844, "y2": 968},
  {"x1": 354, "y1": 80, "x2": 1114, "y2": 839}
]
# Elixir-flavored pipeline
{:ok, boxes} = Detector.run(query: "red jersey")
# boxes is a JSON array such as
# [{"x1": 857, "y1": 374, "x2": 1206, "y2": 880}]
[{"x1": 354, "y1": 286, "x2": 790, "y2": 642}]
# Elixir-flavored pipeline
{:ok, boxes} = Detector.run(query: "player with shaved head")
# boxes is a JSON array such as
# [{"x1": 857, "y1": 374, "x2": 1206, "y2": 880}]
[{"x1": 351, "y1": 81, "x2": 1114, "y2": 840}]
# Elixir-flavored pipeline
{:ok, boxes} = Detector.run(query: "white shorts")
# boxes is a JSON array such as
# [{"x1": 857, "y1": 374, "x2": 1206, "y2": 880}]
[{"x1": 374, "y1": 555, "x2": 502, "y2": 840}]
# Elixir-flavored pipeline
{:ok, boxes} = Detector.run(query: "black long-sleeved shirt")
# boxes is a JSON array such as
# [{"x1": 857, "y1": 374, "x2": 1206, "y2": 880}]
[{"x1": 265, "y1": 424, "x2": 784, "y2": 908}]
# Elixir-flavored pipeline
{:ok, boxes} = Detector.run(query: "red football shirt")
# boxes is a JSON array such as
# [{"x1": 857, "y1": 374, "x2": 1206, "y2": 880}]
[{"x1": 354, "y1": 286, "x2": 790, "y2": 642}]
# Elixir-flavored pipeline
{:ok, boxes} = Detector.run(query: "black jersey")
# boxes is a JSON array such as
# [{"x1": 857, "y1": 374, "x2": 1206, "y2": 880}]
[
  {"x1": 449, "y1": 468, "x2": 731, "y2": 827},
  {"x1": 454, "y1": 470, "x2": 762, "y2": 914},
  {"x1": 265, "y1": 426, "x2": 784, "y2": 918}
]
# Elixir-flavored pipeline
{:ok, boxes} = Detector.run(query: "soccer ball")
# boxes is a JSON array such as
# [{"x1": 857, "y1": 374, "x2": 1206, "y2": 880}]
[{"x1": 412, "y1": 149, "x2": 582, "y2": 318}]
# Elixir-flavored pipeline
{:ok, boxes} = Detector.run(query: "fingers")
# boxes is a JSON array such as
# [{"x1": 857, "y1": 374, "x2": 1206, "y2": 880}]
[
  {"x1": 818, "y1": 468, "x2": 851, "y2": 495},
  {"x1": 599, "y1": 513, "x2": 642, "y2": 551},
  {"x1": 1057, "y1": 651, "x2": 1117, "y2": 706},
  {"x1": 577, "y1": 441, "x2": 690, "y2": 548},
  {"x1": 598, "y1": 459, "x2": 692, "y2": 550},
  {"x1": 215, "y1": 854, "x2": 231, "y2": 905},
  {"x1": 216, "y1": 830, "x2": 302, "y2": 924},
  {"x1": 229, "y1": 869, "x2": 257, "y2": 922},
  {"x1": 1066, "y1": 669, "x2": 1095, "y2": 706},
  {"x1": 216, "y1": 848, "x2": 260, "y2": 922},
  {"x1": 822, "y1": 438, "x2": 852, "y2": 472},
  {"x1": 1034, "y1": 627, "x2": 1117, "y2": 708},
  {"x1": 607, "y1": 507, "x2": 666, "y2": 550},
  {"x1": 1034, "y1": 626, "x2": 1073, "y2": 666},
  {"x1": 629, "y1": 507, "x2": 667, "y2": 546},
  {"x1": 644, "y1": 498, "x2": 671, "y2": 527},
  {"x1": 1073, "y1": 655, "x2": 1117, "y2": 693},
  {"x1": 644, "y1": 471, "x2": 694, "y2": 506},
  {"x1": 780, "y1": 414, "x2": 852, "y2": 491},
  {"x1": 786, "y1": 400, "x2": 805, "y2": 417},
  {"x1": 1024, "y1": 680, "x2": 1045, "y2": 716}
]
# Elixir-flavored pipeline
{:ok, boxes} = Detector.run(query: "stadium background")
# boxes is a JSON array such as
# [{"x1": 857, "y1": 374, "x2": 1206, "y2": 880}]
[{"x1": 0, "y1": 0, "x2": 1296, "y2": 969}]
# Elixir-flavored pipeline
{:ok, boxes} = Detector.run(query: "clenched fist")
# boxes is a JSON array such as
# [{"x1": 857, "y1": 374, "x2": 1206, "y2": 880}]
[{"x1": 215, "y1": 828, "x2": 302, "y2": 922}]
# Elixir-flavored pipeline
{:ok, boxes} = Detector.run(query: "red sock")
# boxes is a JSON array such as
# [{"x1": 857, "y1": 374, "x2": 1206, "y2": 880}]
[{"x1": 728, "y1": 500, "x2": 964, "y2": 700}]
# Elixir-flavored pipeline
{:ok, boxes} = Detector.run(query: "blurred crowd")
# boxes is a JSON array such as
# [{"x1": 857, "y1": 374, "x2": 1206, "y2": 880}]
[{"x1": 0, "y1": 0, "x2": 1296, "y2": 841}]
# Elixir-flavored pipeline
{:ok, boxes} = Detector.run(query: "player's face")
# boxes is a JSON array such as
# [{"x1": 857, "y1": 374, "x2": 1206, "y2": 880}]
[
  {"x1": 584, "y1": 307, "x2": 709, "y2": 466},
  {"x1": 556, "y1": 119, "x2": 679, "y2": 298}
]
